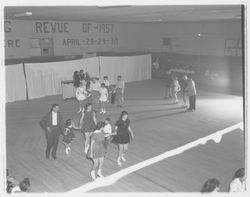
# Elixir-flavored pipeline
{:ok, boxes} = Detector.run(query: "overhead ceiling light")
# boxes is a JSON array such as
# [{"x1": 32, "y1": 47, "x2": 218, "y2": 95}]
[
  {"x1": 144, "y1": 18, "x2": 163, "y2": 22},
  {"x1": 96, "y1": 5, "x2": 132, "y2": 9},
  {"x1": 14, "y1": 11, "x2": 32, "y2": 17}
]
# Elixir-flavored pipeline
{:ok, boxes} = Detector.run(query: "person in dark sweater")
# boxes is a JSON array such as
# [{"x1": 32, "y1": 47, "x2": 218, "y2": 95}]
[
  {"x1": 185, "y1": 77, "x2": 197, "y2": 112},
  {"x1": 73, "y1": 71, "x2": 80, "y2": 88},
  {"x1": 180, "y1": 75, "x2": 189, "y2": 108},
  {"x1": 40, "y1": 104, "x2": 64, "y2": 159},
  {"x1": 164, "y1": 71, "x2": 172, "y2": 99}
]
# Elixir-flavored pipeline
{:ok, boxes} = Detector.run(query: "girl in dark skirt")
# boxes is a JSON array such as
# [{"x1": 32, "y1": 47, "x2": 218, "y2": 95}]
[
  {"x1": 113, "y1": 111, "x2": 134, "y2": 166},
  {"x1": 80, "y1": 103, "x2": 97, "y2": 154},
  {"x1": 62, "y1": 119, "x2": 75, "y2": 156}
]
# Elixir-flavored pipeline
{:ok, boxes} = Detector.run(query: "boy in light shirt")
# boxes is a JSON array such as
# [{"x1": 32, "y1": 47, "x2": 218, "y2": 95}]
[{"x1": 103, "y1": 118, "x2": 115, "y2": 152}]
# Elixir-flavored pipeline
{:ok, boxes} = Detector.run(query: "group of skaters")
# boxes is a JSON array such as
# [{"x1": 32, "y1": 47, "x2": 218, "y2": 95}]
[
  {"x1": 73, "y1": 69, "x2": 125, "y2": 114},
  {"x1": 40, "y1": 70, "x2": 130, "y2": 180},
  {"x1": 201, "y1": 168, "x2": 245, "y2": 193},
  {"x1": 165, "y1": 71, "x2": 196, "y2": 112},
  {"x1": 40, "y1": 102, "x2": 134, "y2": 180},
  {"x1": 38, "y1": 69, "x2": 245, "y2": 190}
]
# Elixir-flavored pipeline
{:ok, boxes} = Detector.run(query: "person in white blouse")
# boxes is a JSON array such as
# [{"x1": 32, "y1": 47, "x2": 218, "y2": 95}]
[
  {"x1": 171, "y1": 76, "x2": 181, "y2": 104},
  {"x1": 229, "y1": 168, "x2": 245, "y2": 192},
  {"x1": 103, "y1": 117, "x2": 115, "y2": 152},
  {"x1": 99, "y1": 83, "x2": 108, "y2": 114},
  {"x1": 76, "y1": 81, "x2": 89, "y2": 113}
]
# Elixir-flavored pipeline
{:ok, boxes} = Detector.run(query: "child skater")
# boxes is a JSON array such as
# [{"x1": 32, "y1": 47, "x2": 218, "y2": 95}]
[
  {"x1": 62, "y1": 119, "x2": 75, "y2": 156},
  {"x1": 113, "y1": 111, "x2": 134, "y2": 167},
  {"x1": 99, "y1": 83, "x2": 108, "y2": 114},
  {"x1": 76, "y1": 81, "x2": 88, "y2": 113},
  {"x1": 103, "y1": 117, "x2": 116, "y2": 152},
  {"x1": 89, "y1": 122, "x2": 106, "y2": 180},
  {"x1": 171, "y1": 75, "x2": 181, "y2": 104}
]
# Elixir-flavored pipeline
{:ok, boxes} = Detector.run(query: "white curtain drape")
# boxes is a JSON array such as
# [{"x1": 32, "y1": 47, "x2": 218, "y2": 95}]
[
  {"x1": 6, "y1": 55, "x2": 151, "y2": 101},
  {"x1": 5, "y1": 64, "x2": 27, "y2": 103},
  {"x1": 99, "y1": 54, "x2": 151, "y2": 85},
  {"x1": 25, "y1": 57, "x2": 99, "y2": 99}
]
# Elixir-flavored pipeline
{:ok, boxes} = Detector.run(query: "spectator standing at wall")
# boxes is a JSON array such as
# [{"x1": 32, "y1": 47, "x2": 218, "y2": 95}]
[
  {"x1": 152, "y1": 58, "x2": 160, "y2": 72},
  {"x1": 185, "y1": 77, "x2": 197, "y2": 112},
  {"x1": 164, "y1": 71, "x2": 172, "y2": 99},
  {"x1": 115, "y1": 75, "x2": 125, "y2": 107},
  {"x1": 171, "y1": 75, "x2": 181, "y2": 104}
]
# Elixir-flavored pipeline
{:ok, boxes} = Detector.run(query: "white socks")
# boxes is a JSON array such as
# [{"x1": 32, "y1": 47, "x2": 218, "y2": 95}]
[
  {"x1": 97, "y1": 169, "x2": 104, "y2": 178},
  {"x1": 100, "y1": 109, "x2": 106, "y2": 114},
  {"x1": 91, "y1": 170, "x2": 104, "y2": 180},
  {"x1": 117, "y1": 157, "x2": 122, "y2": 166},
  {"x1": 121, "y1": 154, "x2": 126, "y2": 162},
  {"x1": 65, "y1": 146, "x2": 71, "y2": 156},
  {"x1": 91, "y1": 170, "x2": 96, "y2": 180}
]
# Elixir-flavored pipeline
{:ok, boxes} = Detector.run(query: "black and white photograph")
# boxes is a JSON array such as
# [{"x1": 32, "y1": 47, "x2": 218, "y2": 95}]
[{"x1": 1, "y1": 0, "x2": 249, "y2": 196}]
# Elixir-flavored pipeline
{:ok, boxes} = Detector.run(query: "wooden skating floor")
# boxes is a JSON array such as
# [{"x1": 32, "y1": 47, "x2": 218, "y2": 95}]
[{"x1": 5, "y1": 79, "x2": 244, "y2": 193}]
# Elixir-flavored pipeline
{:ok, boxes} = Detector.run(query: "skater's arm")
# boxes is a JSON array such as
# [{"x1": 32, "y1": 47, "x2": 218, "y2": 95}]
[
  {"x1": 79, "y1": 113, "x2": 85, "y2": 129},
  {"x1": 128, "y1": 126, "x2": 134, "y2": 139},
  {"x1": 75, "y1": 88, "x2": 79, "y2": 98},
  {"x1": 93, "y1": 112, "x2": 97, "y2": 125},
  {"x1": 89, "y1": 138, "x2": 94, "y2": 158}
]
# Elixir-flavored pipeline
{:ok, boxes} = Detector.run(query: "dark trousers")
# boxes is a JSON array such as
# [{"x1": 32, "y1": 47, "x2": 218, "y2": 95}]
[
  {"x1": 189, "y1": 95, "x2": 196, "y2": 110},
  {"x1": 46, "y1": 127, "x2": 60, "y2": 159}
]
